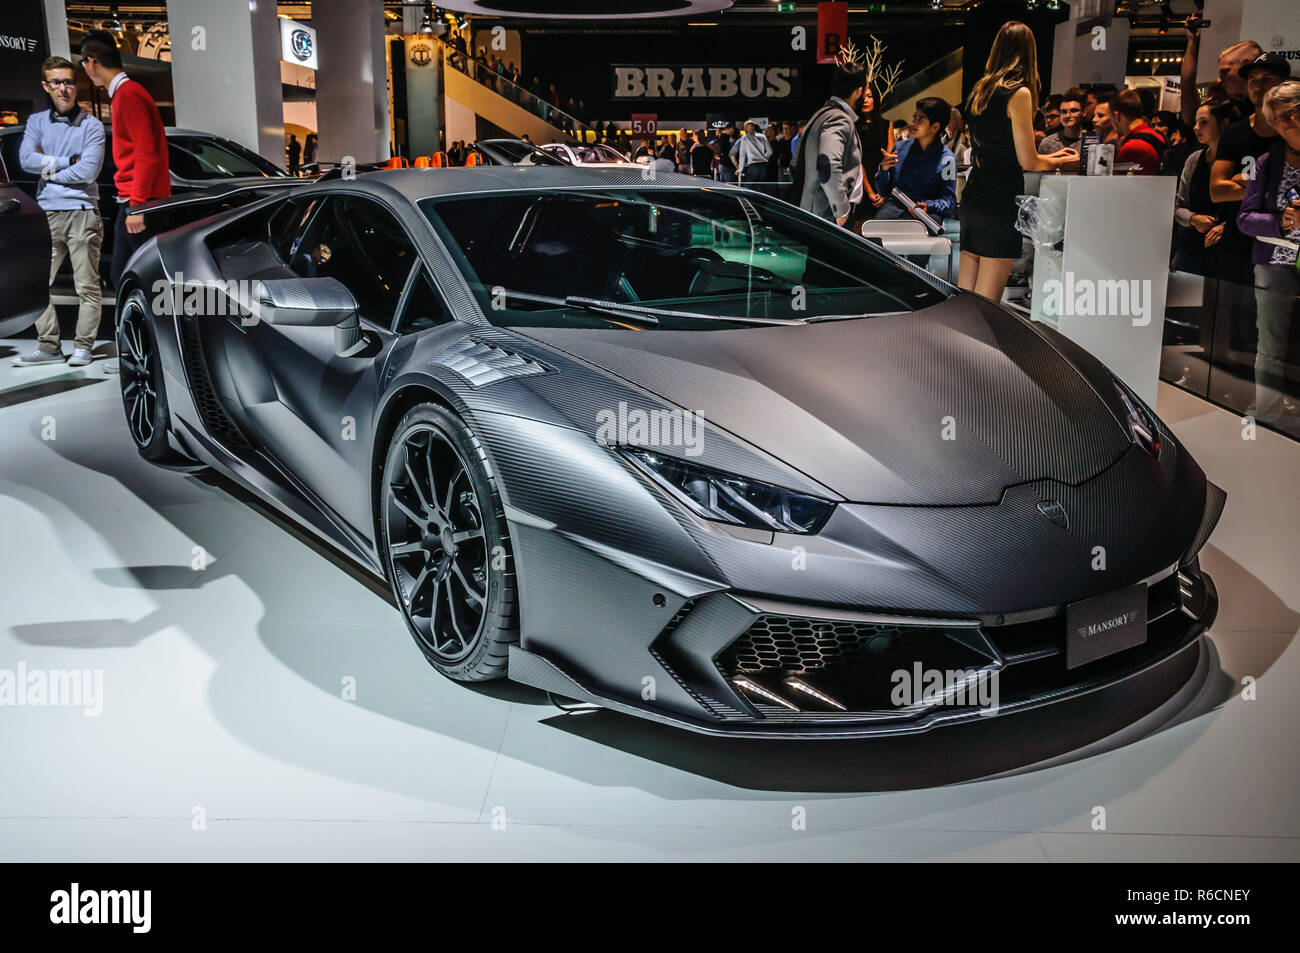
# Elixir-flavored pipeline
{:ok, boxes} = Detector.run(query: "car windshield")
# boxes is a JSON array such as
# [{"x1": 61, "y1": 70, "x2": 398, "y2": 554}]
[
  {"x1": 421, "y1": 188, "x2": 950, "y2": 330},
  {"x1": 167, "y1": 135, "x2": 288, "y2": 179},
  {"x1": 476, "y1": 141, "x2": 567, "y2": 166},
  {"x1": 575, "y1": 144, "x2": 628, "y2": 163}
]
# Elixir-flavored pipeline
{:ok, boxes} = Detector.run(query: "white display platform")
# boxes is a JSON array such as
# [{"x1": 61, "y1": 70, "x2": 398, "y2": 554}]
[{"x1": 1029, "y1": 175, "x2": 1176, "y2": 407}]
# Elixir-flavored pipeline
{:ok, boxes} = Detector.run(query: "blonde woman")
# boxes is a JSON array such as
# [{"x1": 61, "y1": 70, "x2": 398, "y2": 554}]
[{"x1": 958, "y1": 21, "x2": 1077, "y2": 301}]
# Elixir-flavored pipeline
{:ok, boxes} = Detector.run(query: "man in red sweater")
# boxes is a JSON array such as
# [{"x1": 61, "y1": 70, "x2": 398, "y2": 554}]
[
  {"x1": 80, "y1": 31, "x2": 170, "y2": 291},
  {"x1": 1112, "y1": 89, "x2": 1167, "y2": 175}
]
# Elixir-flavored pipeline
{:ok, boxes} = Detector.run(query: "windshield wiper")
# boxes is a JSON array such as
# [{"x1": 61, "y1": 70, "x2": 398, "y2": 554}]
[
  {"x1": 494, "y1": 289, "x2": 800, "y2": 326},
  {"x1": 803, "y1": 310, "x2": 910, "y2": 323}
]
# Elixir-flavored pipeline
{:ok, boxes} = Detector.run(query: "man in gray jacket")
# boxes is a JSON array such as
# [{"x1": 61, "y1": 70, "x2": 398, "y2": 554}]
[
  {"x1": 793, "y1": 65, "x2": 866, "y2": 226},
  {"x1": 13, "y1": 57, "x2": 105, "y2": 367}
]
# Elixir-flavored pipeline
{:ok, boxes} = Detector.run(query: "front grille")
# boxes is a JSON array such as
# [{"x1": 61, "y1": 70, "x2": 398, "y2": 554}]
[
  {"x1": 717, "y1": 613, "x2": 996, "y2": 718},
  {"x1": 722, "y1": 617, "x2": 919, "y2": 674},
  {"x1": 176, "y1": 317, "x2": 250, "y2": 451}
]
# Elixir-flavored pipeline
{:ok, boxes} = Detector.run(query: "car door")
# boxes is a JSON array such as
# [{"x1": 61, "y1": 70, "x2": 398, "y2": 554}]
[
  {"x1": 0, "y1": 138, "x2": 52, "y2": 337},
  {"x1": 227, "y1": 193, "x2": 418, "y2": 537}
]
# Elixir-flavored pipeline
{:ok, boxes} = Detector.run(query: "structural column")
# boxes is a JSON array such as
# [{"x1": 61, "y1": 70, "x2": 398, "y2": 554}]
[
  {"x1": 313, "y1": 0, "x2": 391, "y2": 166},
  {"x1": 1050, "y1": 0, "x2": 1130, "y2": 92},
  {"x1": 165, "y1": 0, "x2": 284, "y2": 164},
  {"x1": 43, "y1": 0, "x2": 70, "y2": 59}
]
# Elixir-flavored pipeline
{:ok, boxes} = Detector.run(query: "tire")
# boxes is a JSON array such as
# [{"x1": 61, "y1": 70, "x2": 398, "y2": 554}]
[
  {"x1": 380, "y1": 403, "x2": 518, "y2": 681},
  {"x1": 117, "y1": 288, "x2": 175, "y2": 463}
]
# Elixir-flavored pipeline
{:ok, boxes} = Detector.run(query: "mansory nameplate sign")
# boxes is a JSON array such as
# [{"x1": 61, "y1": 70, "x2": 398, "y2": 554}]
[{"x1": 1067, "y1": 584, "x2": 1148, "y2": 669}]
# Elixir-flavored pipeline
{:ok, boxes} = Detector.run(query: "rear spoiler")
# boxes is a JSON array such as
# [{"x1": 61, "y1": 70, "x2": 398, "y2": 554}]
[{"x1": 128, "y1": 177, "x2": 312, "y2": 219}]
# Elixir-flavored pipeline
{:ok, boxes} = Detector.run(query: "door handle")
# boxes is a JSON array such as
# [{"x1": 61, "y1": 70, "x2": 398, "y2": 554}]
[{"x1": 0, "y1": 198, "x2": 21, "y2": 215}]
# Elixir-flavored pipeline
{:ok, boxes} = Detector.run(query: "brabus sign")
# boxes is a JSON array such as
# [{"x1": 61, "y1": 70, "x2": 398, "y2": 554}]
[{"x1": 612, "y1": 65, "x2": 801, "y2": 101}]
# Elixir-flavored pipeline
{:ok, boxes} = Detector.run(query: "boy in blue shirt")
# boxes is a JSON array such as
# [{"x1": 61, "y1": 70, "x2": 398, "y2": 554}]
[
  {"x1": 873, "y1": 96, "x2": 958, "y2": 229},
  {"x1": 13, "y1": 57, "x2": 105, "y2": 368}
]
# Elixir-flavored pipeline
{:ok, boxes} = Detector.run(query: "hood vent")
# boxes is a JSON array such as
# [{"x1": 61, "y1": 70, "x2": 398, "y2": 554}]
[{"x1": 433, "y1": 337, "x2": 548, "y2": 388}]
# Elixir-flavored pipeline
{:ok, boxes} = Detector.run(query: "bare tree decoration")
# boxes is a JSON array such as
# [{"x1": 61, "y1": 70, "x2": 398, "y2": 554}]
[
  {"x1": 834, "y1": 38, "x2": 864, "y2": 71},
  {"x1": 861, "y1": 35, "x2": 905, "y2": 100}
]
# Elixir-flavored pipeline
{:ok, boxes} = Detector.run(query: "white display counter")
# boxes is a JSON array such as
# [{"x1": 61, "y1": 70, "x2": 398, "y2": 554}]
[{"x1": 1029, "y1": 174, "x2": 1176, "y2": 407}]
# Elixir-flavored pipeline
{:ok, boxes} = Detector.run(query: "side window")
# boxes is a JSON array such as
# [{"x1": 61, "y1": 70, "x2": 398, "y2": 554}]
[
  {"x1": 288, "y1": 195, "x2": 418, "y2": 327},
  {"x1": 395, "y1": 268, "x2": 453, "y2": 334},
  {"x1": 270, "y1": 195, "x2": 322, "y2": 263}
]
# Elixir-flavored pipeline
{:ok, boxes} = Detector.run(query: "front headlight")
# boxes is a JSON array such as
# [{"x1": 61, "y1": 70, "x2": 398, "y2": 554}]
[
  {"x1": 621, "y1": 449, "x2": 835, "y2": 534},
  {"x1": 1112, "y1": 378, "x2": 1161, "y2": 457}
]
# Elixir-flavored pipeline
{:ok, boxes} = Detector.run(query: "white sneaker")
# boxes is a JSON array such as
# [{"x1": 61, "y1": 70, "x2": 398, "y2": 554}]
[
  {"x1": 68, "y1": 348, "x2": 95, "y2": 367},
  {"x1": 11, "y1": 349, "x2": 65, "y2": 367}
]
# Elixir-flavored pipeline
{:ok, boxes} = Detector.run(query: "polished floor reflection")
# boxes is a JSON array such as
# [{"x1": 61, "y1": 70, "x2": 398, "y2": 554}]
[{"x1": 0, "y1": 344, "x2": 1296, "y2": 861}]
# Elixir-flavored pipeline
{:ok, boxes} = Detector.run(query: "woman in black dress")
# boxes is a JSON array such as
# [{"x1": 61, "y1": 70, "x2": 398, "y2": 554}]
[
  {"x1": 959, "y1": 21, "x2": 1078, "y2": 300},
  {"x1": 1173, "y1": 98, "x2": 1241, "y2": 277},
  {"x1": 853, "y1": 81, "x2": 894, "y2": 230}
]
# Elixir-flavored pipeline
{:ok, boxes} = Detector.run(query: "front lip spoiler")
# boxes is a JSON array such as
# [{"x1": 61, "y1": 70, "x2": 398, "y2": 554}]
[{"x1": 507, "y1": 575, "x2": 1218, "y2": 740}]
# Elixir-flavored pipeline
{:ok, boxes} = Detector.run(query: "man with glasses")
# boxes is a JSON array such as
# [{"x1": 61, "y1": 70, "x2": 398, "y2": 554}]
[
  {"x1": 12, "y1": 57, "x2": 105, "y2": 367},
  {"x1": 1038, "y1": 89, "x2": 1085, "y2": 159}
]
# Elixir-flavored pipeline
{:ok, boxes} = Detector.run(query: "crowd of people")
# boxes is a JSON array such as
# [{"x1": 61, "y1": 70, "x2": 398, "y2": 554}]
[{"x1": 775, "y1": 18, "x2": 1296, "y2": 425}]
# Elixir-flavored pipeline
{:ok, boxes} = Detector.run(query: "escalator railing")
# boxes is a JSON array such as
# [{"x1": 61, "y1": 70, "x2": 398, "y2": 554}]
[
  {"x1": 880, "y1": 47, "x2": 963, "y2": 113},
  {"x1": 441, "y1": 40, "x2": 597, "y2": 140}
]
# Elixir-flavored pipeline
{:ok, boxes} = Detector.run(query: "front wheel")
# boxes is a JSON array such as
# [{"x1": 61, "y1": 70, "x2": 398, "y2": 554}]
[
  {"x1": 117, "y1": 289, "x2": 174, "y2": 462},
  {"x1": 380, "y1": 403, "x2": 518, "y2": 681}
]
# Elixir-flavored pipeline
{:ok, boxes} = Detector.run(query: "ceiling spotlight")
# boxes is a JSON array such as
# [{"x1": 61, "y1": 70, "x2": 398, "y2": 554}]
[
  {"x1": 431, "y1": 6, "x2": 449, "y2": 37},
  {"x1": 1046, "y1": 0, "x2": 1061, "y2": 9},
  {"x1": 104, "y1": 4, "x2": 124, "y2": 33},
  {"x1": 931, "y1": 0, "x2": 943, "y2": 9},
  {"x1": 418, "y1": 3, "x2": 434, "y2": 34},
  {"x1": 1025, "y1": 0, "x2": 1039, "y2": 10},
  {"x1": 456, "y1": 16, "x2": 469, "y2": 31}
]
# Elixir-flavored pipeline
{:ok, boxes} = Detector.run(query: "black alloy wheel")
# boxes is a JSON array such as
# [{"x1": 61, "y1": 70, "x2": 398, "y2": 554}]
[
  {"x1": 381, "y1": 404, "x2": 517, "y2": 680},
  {"x1": 117, "y1": 289, "x2": 174, "y2": 462}
]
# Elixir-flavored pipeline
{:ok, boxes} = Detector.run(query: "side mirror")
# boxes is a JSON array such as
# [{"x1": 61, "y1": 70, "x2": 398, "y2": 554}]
[{"x1": 256, "y1": 277, "x2": 366, "y2": 358}]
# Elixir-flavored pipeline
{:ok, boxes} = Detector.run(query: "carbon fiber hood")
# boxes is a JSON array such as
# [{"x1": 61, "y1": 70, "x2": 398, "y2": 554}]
[{"x1": 516, "y1": 293, "x2": 1133, "y2": 505}]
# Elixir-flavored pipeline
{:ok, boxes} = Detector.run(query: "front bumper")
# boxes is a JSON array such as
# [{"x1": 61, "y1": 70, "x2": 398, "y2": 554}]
[{"x1": 508, "y1": 567, "x2": 1217, "y2": 739}]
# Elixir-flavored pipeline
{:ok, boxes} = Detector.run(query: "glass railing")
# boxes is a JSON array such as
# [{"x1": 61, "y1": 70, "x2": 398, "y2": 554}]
[
  {"x1": 439, "y1": 40, "x2": 597, "y2": 140},
  {"x1": 1161, "y1": 269, "x2": 1300, "y2": 442}
]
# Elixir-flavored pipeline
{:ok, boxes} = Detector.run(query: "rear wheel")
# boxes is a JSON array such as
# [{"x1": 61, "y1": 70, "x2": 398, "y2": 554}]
[
  {"x1": 380, "y1": 403, "x2": 518, "y2": 681},
  {"x1": 117, "y1": 289, "x2": 174, "y2": 462}
]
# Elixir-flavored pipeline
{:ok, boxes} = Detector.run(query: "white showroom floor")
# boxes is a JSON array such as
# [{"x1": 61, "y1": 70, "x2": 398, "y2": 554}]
[{"x1": 0, "y1": 340, "x2": 1296, "y2": 862}]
